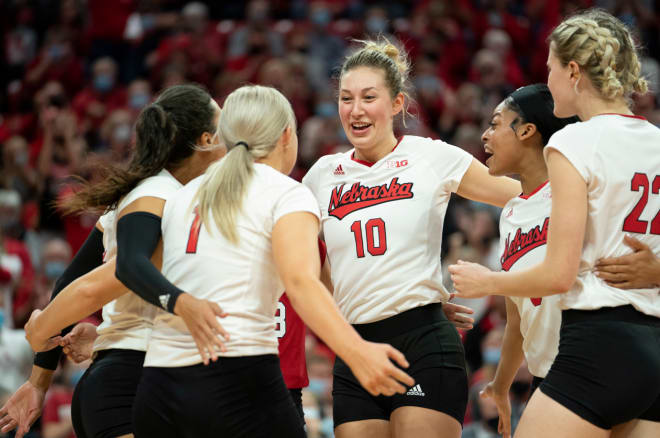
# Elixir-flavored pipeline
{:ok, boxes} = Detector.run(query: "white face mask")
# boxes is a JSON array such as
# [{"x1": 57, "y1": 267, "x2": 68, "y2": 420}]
[{"x1": 573, "y1": 77, "x2": 581, "y2": 95}]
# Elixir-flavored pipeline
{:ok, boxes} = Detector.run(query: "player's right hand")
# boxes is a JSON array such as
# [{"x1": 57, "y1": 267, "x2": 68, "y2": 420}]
[
  {"x1": 173, "y1": 293, "x2": 230, "y2": 365},
  {"x1": 60, "y1": 322, "x2": 98, "y2": 363},
  {"x1": 0, "y1": 380, "x2": 46, "y2": 438},
  {"x1": 480, "y1": 381, "x2": 512, "y2": 438},
  {"x1": 347, "y1": 342, "x2": 415, "y2": 397}
]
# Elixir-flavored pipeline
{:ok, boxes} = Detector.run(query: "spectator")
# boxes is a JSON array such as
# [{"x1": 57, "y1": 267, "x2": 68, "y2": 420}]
[
  {"x1": 227, "y1": 0, "x2": 285, "y2": 60},
  {"x1": 97, "y1": 109, "x2": 134, "y2": 160},
  {"x1": 0, "y1": 293, "x2": 34, "y2": 416},
  {"x1": 42, "y1": 362, "x2": 83, "y2": 438},
  {"x1": 34, "y1": 238, "x2": 73, "y2": 315},
  {"x1": 72, "y1": 57, "x2": 127, "y2": 135},
  {"x1": 0, "y1": 190, "x2": 35, "y2": 328},
  {"x1": 462, "y1": 383, "x2": 502, "y2": 438},
  {"x1": 126, "y1": 79, "x2": 152, "y2": 114},
  {"x1": 1, "y1": 136, "x2": 41, "y2": 202}
]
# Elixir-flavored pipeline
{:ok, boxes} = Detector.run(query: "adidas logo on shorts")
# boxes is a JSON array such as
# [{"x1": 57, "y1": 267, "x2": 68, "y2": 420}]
[{"x1": 406, "y1": 384, "x2": 425, "y2": 396}]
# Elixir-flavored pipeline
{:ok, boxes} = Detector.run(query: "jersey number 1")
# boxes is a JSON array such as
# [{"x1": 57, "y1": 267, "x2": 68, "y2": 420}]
[
  {"x1": 350, "y1": 218, "x2": 387, "y2": 258},
  {"x1": 622, "y1": 173, "x2": 660, "y2": 235},
  {"x1": 186, "y1": 208, "x2": 202, "y2": 254}
]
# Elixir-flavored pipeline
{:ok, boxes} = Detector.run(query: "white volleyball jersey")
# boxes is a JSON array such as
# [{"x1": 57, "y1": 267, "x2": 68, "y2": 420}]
[
  {"x1": 302, "y1": 135, "x2": 473, "y2": 324},
  {"x1": 144, "y1": 163, "x2": 320, "y2": 367},
  {"x1": 546, "y1": 114, "x2": 660, "y2": 317},
  {"x1": 499, "y1": 181, "x2": 560, "y2": 378},
  {"x1": 93, "y1": 169, "x2": 181, "y2": 353}
]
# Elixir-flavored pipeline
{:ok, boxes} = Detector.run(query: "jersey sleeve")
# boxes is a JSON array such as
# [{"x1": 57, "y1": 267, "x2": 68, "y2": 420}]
[
  {"x1": 272, "y1": 183, "x2": 321, "y2": 225},
  {"x1": 426, "y1": 139, "x2": 474, "y2": 193},
  {"x1": 119, "y1": 174, "x2": 182, "y2": 211},
  {"x1": 544, "y1": 124, "x2": 594, "y2": 183}
]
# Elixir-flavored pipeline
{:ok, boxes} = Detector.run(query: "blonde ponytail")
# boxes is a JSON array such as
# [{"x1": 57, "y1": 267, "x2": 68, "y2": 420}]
[{"x1": 192, "y1": 85, "x2": 296, "y2": 244}]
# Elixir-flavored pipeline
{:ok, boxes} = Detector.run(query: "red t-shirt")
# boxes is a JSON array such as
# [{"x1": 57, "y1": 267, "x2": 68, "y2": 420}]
[
  {"x1": 42, "y1": 388, "x2": 75, "y2": 438},
  {"x1": 277, "y1": 239, "x2": 327, "y2": 389}
]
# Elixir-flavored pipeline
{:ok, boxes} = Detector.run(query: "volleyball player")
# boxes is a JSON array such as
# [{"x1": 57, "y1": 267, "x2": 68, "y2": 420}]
[
  {"x1": 476, "y1": 84, "x2": 577, "y2": 438},
  {"x1": 0, "y1": 84, "x2": 227, "y2": 438},
  {"x1": 129, "y1": 85, "x2": 413, "y2": 438},
  {"x1": 302, "y1": 39, "x2": 522, "y2": 438},
  {"x1": 449, "y1": 9, "x2": 660, "y2": 438}
]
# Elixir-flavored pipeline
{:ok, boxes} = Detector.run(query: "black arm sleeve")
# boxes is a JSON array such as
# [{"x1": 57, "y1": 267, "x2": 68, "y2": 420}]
[
  {"x1": 115, "y1": 212, "x2": 184, "y2": 314},
  {"x1": 34, "y1": 227, "x2": 105, "y2": 370}
]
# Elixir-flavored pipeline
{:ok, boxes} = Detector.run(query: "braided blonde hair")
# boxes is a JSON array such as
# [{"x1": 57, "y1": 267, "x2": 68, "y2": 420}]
[
  {"x1": 340, "y1": 37, "x2": 412, "y2": 123},
  {"x1": 549, "y1": 9, "x2": 648, "y2": 100}
]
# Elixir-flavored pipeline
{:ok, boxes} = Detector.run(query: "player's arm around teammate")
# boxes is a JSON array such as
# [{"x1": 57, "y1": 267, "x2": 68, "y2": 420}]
[{"x1": 595, "y1": 235, "x2": 660, "y2": 289}]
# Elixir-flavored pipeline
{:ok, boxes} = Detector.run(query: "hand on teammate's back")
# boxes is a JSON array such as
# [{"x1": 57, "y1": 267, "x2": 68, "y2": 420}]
[
  {"x1": 345, "y1": 341, "x2": 415, "y2": 397},
  {"x1": 173, "y1": 293, "x2": 230, "y2": 365},
  {"x1": 443, "y1": 294, "x2": 475, "y2": 330},
  {"x1": 595, "y1": 235, "x2": 660, "y2": 289}
]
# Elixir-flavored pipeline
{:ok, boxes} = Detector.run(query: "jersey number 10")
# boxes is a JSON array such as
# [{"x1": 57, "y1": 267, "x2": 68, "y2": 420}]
[
  {"x1": 350, "y1": 218, "x2": 387, "y2": 258},
  {"x1": 622, "y1": 173, "x2": 660, "y2": 235}
]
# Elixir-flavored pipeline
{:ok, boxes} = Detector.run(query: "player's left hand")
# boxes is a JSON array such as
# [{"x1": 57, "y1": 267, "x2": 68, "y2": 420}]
[
  {"x1": 448, "y1": 260, "x2": 494, "y2": 299},
  {"x1": 595, "y1": 235, "x2": 660, "y2": 289},
  {"x1": 24, "y1": 310, "x2": 62, "y2": 352},
  {"x1": 60, "y1": 322, "x2": 98, "y2": 363},
  {"x1": 443, "y1": 294, "x2": 475, "y2": 330},
  {"x1": 0, "y1": 380, "x2": 46, "y2": 437}
]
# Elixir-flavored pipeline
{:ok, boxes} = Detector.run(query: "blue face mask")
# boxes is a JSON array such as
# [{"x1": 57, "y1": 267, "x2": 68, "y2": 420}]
[
  {"x1": 45, "y1": 261, "x2": 68, "y2": 280},
  {"x1": 307, "y1": 378, "x2": 329, "y2": 397},
  {"x1": 366, "y1": 17, "x2": 387, "y2": 34},
  {"x1": 483, "y1": 347, "x2": 501, "y2": 365},
  {"x1": 129, "y1": 93, "x2": 149, "y2": 109},
  {"x1": 0, "y1": 309, "x2": 5, "y2": 330},
  {"x1": 69, "y1": 368, "x2": 86, "y2": 387},
  {"x1": 93, "y1": 74, "x2": 114, "y2": 93},
  {"x1": 311, "y1": 8, "x2": 331, "y2": 26},
  {"x1": 315, "y1": 102, "x2": 336, "y2": 118}
]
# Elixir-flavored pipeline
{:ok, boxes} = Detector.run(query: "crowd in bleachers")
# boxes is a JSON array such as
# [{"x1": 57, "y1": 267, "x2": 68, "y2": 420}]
[{"x1": 1, "y1": 1, "x2": 659, "y2": 437}]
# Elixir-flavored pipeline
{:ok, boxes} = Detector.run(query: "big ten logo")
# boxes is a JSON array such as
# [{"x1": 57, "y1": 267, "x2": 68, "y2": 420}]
[
  {"x1": 275, "y1": 301, "x2": 286, "y2": 338},
  {"x1": 386, "y1": 159, "x2": 408, "y2": 169}
]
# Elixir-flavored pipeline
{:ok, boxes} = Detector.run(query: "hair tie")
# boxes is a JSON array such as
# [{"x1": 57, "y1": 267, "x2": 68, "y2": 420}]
[{"x1": 235, "y1": 141, "x2": 249, "y2": 149}]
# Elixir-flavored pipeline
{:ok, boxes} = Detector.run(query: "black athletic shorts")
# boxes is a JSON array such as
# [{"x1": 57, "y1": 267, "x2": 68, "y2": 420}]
[
  {"x1": 132, "y1": 354, "x2": 305, "y2": 438},
  {"x1": 530, "y1": 376, "x2": 544, "y2": 395},
  {"x1": 332, "y1": 303, "x2": 468, "y2": 428},
  {"x1": 540, "y1": 305, "x2": 660, "y2": 429},
  {"x1": 289, "y1": 388, "x2": 304, "y2": 425},
  {"x1": 71, "y1": 349, "x2": 145, "y2": 438}
]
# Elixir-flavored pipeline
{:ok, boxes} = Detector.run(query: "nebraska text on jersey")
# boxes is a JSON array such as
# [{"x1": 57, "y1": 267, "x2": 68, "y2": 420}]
[
  {"x1": 500, "y1": 217, "x2": 549, "y2": 271},
  {"x1": 328, "y1": 177, "x2": 414, "y2": 220}
]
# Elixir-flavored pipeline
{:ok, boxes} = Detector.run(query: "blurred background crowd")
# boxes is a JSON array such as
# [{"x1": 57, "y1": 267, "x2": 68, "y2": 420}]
[{"x1": 1, "y1": 0, "x2": 659, "y2": 437}]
